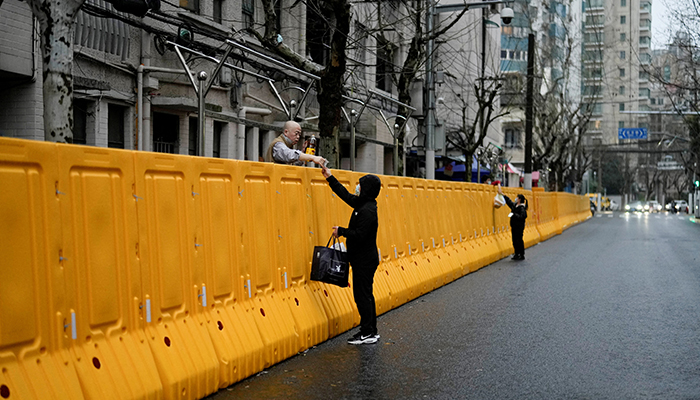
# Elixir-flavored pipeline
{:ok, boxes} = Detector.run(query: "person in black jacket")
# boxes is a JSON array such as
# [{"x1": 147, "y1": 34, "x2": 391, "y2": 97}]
[
  {"x1": 498, "y1": 185, "x2": 528, "y2": 260},
  {"x1": 321, "y1": 164, "x2": 382, "y2": 345}
]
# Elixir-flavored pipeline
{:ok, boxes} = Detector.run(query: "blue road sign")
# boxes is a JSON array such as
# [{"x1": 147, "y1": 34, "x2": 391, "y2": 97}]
[{"x1": 618, "y1": 128, "x2": 648, "y2": 139}]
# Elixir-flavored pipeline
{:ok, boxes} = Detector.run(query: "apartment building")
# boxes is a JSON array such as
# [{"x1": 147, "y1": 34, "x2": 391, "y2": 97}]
[{"x1": 582, "y1": 0, "x2": 652, "y2": 146}]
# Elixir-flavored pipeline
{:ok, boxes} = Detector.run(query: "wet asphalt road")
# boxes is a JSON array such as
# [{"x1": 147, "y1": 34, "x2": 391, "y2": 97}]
[{"x1": 208, "y1": 212, "x2": 700, "y2": 400}]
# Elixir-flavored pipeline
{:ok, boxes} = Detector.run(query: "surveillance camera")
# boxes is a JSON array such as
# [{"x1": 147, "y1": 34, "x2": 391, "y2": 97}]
[{"x1": 501, "y1": 7, "x2": 514, "y2": 25}]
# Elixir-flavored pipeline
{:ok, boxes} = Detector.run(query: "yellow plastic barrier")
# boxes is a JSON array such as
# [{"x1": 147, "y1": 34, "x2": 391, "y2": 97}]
[
  {"x1": 189, "y1": 157, "x2": 266, "y2": 387},
  {"x1": 133, "y1": 152, "x2": 220, "y2": 399},
  {"x1": 0, "y1": 139, "x2": 85, "y2": 400},
  {"x1": 0, "y1": 137, "x2": 592, "y2": 400},
  {"x1": 57, "y1": 145, "x2": 163, "y2": 400}
]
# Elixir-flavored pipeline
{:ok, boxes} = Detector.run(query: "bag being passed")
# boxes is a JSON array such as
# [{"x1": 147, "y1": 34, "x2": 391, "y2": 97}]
[
  {"x1": 494, "y1": 193, "x2": 506, "y2": 208},
  {"x1": 310, "y1": 235, "x2": 350, "y2": 287}
]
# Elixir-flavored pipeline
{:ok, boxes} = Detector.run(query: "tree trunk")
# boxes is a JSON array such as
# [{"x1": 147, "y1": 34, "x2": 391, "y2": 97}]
[
  {"x1": 315, "y1": 0, "x2": 350, "y2": 168},
  {"x1": 27, "y1": 0, "x2": 85, "y2": 143}
]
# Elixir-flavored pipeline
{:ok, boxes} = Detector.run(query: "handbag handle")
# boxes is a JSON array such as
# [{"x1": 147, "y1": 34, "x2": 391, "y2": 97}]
[{"x1": 326, "y1": 234, "x2": 337, "y2": 248}]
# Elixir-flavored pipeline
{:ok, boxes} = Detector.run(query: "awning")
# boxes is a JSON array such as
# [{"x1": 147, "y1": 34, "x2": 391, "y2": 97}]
[{"x1": 506, "y1": 163, "x2": 540, "y2": 180}]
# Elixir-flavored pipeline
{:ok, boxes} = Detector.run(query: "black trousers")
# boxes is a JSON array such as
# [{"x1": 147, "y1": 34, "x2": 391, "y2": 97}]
[
  {"x1": 512, "y1": 227, "x2": 525, "y2": 256},
  {"x1": 352, "y1": 264, "x2": 378, "y2": 336}
]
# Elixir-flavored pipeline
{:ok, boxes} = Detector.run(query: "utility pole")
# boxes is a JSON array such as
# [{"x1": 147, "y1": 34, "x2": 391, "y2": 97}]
[
  {"x1": 524, "y1": 33, "x2": 535, "y2": 190},
  {"x1": 425, "y1": 1, "x2": 436, "y2": 180}
]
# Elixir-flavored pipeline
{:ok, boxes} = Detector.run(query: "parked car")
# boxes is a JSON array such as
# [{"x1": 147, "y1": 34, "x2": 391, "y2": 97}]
[{"x1": 625, "y1": 201, "x2": 645, "y2": 213}]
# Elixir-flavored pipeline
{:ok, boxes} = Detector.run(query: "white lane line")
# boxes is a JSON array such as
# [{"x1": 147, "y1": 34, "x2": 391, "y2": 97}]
[{"x1": 608, "y1": 214, "x2": 613, "y2": 218}]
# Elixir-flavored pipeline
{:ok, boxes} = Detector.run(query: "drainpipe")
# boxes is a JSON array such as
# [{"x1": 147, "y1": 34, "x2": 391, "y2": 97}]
[
  {"x1": 137, "y1": 64, "x2": 144, "y2": 150},
  {"x1": 237, "y1": 107, "x2": 272, "y2": 160}
]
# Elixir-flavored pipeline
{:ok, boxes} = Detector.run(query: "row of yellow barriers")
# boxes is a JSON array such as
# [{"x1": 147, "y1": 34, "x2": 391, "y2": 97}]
[{"x1": 0, "y1": 137, "x2": 590, "y2": 399}]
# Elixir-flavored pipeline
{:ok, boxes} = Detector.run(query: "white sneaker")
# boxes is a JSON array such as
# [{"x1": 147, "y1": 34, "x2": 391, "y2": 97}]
[{"x1": 347, "y1": 332, "x2": 379, "y2": 345}]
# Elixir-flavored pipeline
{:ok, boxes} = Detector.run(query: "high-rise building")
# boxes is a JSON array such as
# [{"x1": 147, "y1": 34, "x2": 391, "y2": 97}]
[{"x1": 582, "y1": 0, "x2": 653, "y2": 146}]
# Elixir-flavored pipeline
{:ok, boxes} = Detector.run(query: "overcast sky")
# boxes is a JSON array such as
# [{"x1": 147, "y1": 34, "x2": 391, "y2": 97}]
[{"x1": 652, "y1": 0, "x2": 672, "y2": 48}]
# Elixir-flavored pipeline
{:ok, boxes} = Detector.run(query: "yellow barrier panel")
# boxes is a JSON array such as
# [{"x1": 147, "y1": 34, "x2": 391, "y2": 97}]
[
  {"x1": 273, "y1": 166, "x2": 328, "y2": 352},
  {"x1": 236, "y1": 162, "x2": 299, "y2": 367},
  {"x1": 57, "y1": 145, "x2": 163, "y2": 400},
  {"x1": 190, "y1": 157, "x2": 266, "y2": 387},
  {"x1": 133, "y1": 152, "x2": 220, "y2": 399},
  {"x1": 0, "y1": 139, "x2": 85, "y2": 400}
]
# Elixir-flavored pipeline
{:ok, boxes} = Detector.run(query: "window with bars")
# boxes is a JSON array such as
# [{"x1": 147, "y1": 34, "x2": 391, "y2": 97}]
[{"x1": 504, "y1": 128, "x2": 521, "y2": 148}]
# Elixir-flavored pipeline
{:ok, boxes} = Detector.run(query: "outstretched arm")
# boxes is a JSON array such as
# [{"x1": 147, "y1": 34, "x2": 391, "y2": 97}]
[{"x1": 322, "y1": 165, "x2": 359, "y2": 208}]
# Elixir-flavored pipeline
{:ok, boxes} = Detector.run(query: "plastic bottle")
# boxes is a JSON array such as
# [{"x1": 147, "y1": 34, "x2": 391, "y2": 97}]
[{"x1": 305, "y1": 134, "x2": 316, "y2": 155}]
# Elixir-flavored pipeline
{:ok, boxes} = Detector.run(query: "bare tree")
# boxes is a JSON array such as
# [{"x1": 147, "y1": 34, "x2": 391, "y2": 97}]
[
  {"x1": 26, "y1": 0, "x2": 87, "y2": 143},
  {"x1": 255, "y1": 0, "x2": 350, "y2": 167}
]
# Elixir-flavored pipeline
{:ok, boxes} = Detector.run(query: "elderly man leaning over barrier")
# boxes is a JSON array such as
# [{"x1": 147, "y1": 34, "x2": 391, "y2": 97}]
[{"x1": 264, "y1": 120, "x2": 327, "y2": 166}]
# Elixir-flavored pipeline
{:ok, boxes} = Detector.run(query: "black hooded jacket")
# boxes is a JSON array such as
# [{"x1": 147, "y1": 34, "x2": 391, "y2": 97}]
[
  {"x1": 326, "y1": 174, "x2": 381, "y2": 268},
  {"x1": 503, "y1": 194, "x2": 528, "y2": 231}
]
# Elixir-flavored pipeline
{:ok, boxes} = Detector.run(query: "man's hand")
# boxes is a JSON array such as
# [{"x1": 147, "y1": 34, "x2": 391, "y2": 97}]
[
  {"x1": 312, "y1": 155, "x2": 327, "y2": 166},
  {"x1": 332, "y1": 226, "x2": 340, "y2": 238},
  {"x1": 321, "y1": 164, "x2": 332, "y2": 179},
  {"x1": 497, "y1": 184, "x2": 503, "y2": 195}
]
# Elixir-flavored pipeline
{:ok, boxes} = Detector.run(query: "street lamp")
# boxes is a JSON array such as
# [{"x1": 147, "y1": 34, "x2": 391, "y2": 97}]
[{"x1": 425, "y1": 0, "x2": 514, "y2": 180}]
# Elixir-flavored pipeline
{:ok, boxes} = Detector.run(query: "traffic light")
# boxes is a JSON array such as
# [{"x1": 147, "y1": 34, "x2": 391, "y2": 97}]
[{"x1": 694, "y1": 179, "x2": 699, "y2": 188}]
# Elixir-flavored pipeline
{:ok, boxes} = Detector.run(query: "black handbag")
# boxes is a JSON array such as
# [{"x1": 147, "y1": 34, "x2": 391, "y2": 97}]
[{"x1": 310, "y1": 236, "x2": 350, "y2": 288}]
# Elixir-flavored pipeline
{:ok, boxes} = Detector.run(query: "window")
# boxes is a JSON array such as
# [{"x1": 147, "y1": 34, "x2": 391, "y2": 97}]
[
  {"x1": 619, "y1": 121, "x2": 625, "y2": 129},
  {"x1": 501, "y1": 50, "x2": 507, "y2": 59},
  {"x1": 242, "y1": 0, "x2": 254, "y2": 30},
  {"x1": 620, "y1": 51, "x2": 626, "y2": 60},
  {"x1": 355, "y1": 24, "x2": 368, "y2": 84},
  {"x1": 640, "y1": 70, "x2": 649, "y2": 80},
  {"x1": 152, "y1": 113, "x2": 179, "y2": 154},
  {"x1": 659, "y1": 98, "x2": 664, "y2": 105},
  {"x1": 639, "y1": 88, "x2": 650, "y2": 98},
  {"x1": 73, "y1": 99, "x2": 91, "y2": 145},
  {"x1": 180, "y1": 0, "x2": 199, "y2": 13},
  {"x1": 620, "y1": 33, "x2": 626, "y2": 42},
  {"x1": 650, "y1": 98, "x2": 656, "y2": 105},
  {"x1": 188, "y1": 117, "x2": 198, "y2": 156},
  {"x1": 213, "y1": 0, "x2": 223, "y2": 23},
  {"x1": 306, "y1": 10, "x2": 330, "y2": 65},
  {"x1": 640, "y1": 36, "x2": 651, "y2": 46},
  {"x1": 619, "y1": 103, "x2": 625, "y2": 111},
  {"x1": 621, "y1": 0, "x2": 626, "y2": 5},
  {"x1": 375, "y1": 39, "x2": 394, "y2": 92},
  {"x1": 619, "y1": 85, "x2": 625, "y2": 95},
  {"x1": 505, "y1": 129, "x2": 521, "y2": 148},
  {"x1": 664, "y1": 65, "x2": 671, "y2": 80},
  {"x1": 619, "y1": 68, "x2": 625, "y2": 77},
  {"x1": 509, "y1": 50, "x2": 515, "y2": 59},
  {"x1": 620, "y1": 15, "x2": 626, "y2": 24},
  {"x1": 213, "y1": 121, "x2": 224, "y2": 158},
  {"x1": 107, "y1": 104, "x2": 125, "y2": 149}
]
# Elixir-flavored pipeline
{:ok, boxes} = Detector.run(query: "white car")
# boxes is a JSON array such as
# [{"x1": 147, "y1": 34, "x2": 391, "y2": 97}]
[
  {"x1": 675, "y1": 200, "x2": 689, "y2": 213},
  {"x1": 647, "y1": 201, "x2": 662, "y2": 213}
]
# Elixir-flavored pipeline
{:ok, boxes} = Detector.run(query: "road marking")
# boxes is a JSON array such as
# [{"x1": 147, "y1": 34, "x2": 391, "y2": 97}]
[
  {"x1": 608, "y1": 214, "x2": 613, "y2": 218},
  {"x1": 655, "y1": 215, "x2": 660, "y2": 219},
  {"x1": 679, "y1": 216, "x2": 686, "y2": 220},
  {"x1": 596, "y1": 214, "x2": 602, "y2": 218}
]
